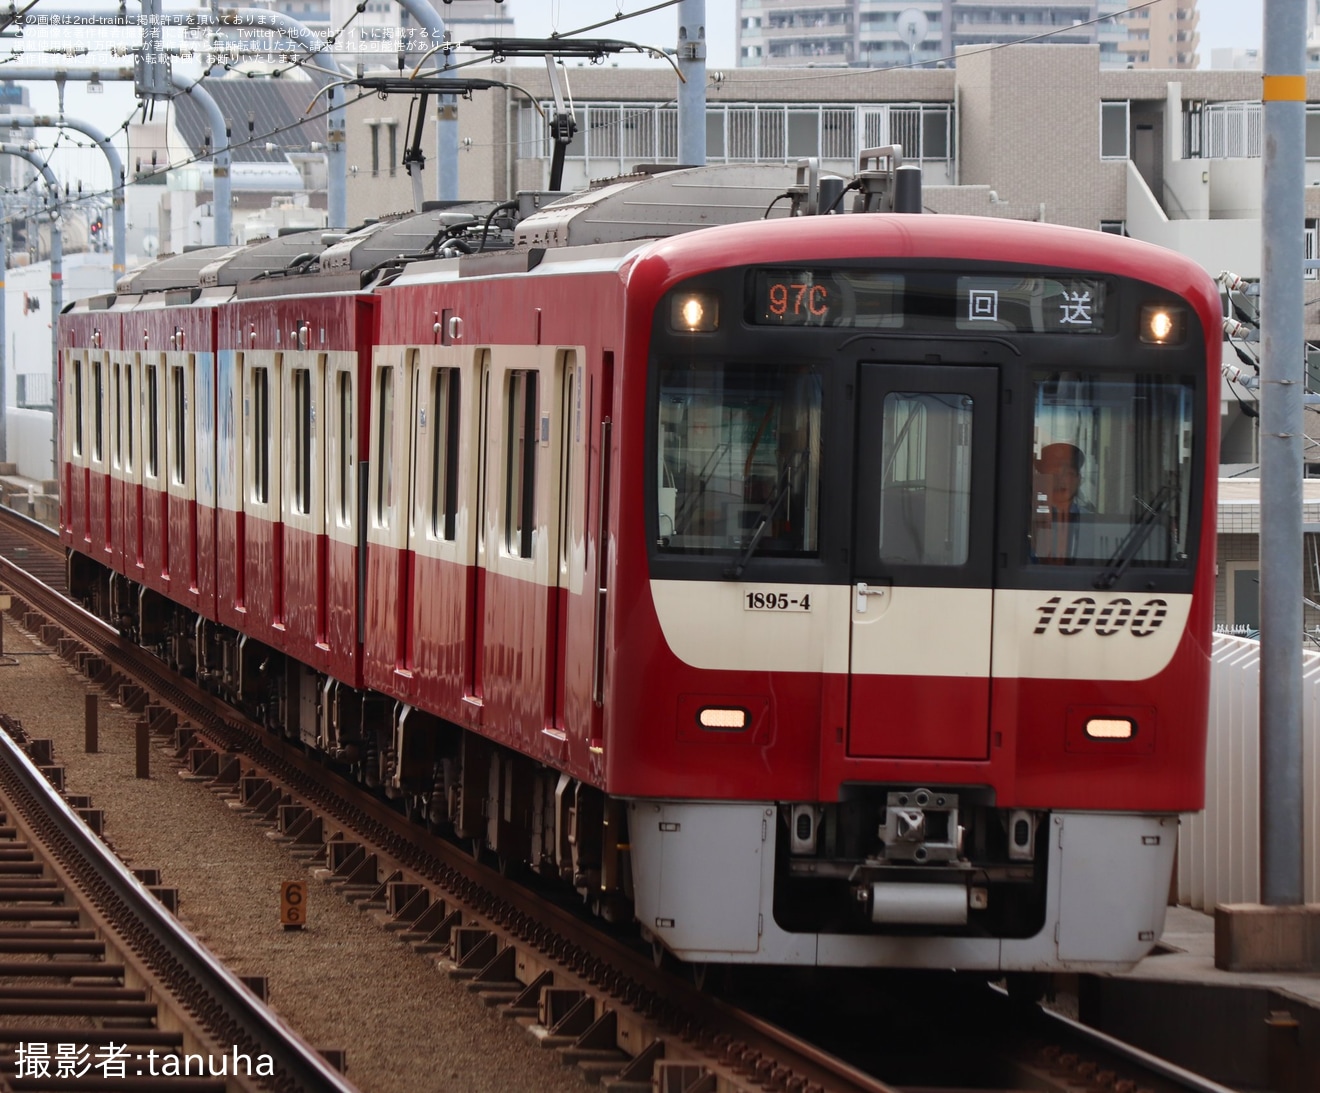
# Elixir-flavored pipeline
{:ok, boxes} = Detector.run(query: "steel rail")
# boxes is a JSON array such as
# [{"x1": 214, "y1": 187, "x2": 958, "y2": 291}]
[
  {"x1": 0, "y1": 552, "x2": 902, "y2": 1093},
  {"x1": 0, "y1": 620, "x2": 357, "y2": 1092},
  {"x1": 1029, "y1": 999, "x2": 1242, "y2": 1093}
]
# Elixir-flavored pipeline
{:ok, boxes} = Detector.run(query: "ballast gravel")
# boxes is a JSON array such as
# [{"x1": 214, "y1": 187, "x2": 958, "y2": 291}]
[{"x1": 0, "y1": 613, "x2": 589, "y2": 1093}]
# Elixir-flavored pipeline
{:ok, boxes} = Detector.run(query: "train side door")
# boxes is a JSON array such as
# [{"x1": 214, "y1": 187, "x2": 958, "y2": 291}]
[
  {"x1": 165, "y1": 353, "x2": 198, "y2": 598},
  {"x1": 465, "y1": 349, "x2": 492, "y2": 710},
  {"x1": 282, "y1": 349, "x2": 327, "y2": 651},
  {"x1": 848, "y1": 364, "x2": 998, "y2": 760}
]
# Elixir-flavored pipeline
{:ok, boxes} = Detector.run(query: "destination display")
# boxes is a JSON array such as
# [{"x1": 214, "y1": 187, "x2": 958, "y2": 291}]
[
  {"x1": 955, "y1": 276, "x2": 1107, "y2": 333},
  {"x1": 749, "y1": 269, "x2": 903, "y2": 328},
  {"x1": 747, "y1": 269, "x2": 1109, "y2": 333}
]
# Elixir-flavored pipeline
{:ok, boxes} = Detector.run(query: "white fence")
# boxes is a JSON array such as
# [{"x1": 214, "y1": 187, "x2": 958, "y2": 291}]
[
  {"x1": 524, "y1": 101, "x2": 954, "y2": 178},
  {"x1": 1196, "y1": 102, "x2": 1264, "y2": 160},
  {"x1": 1176, "y1": 634, "x2": 1320, "y2": 909}
]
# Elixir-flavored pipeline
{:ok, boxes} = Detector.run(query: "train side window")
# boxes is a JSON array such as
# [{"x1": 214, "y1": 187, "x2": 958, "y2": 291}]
[
  {"x1": 504, "y1": 369, "x2": 537, "y2": 559},
  {"x1": 170, "y1": 365, "x2": 186, "y2": 486},
  {"x1": 877, "y1": 392, "x2": 973, "y2": 567},
  {"x1": 92, "y1": 359, "x2": 104, "y2": 463},
  {"x1": 428, "y1": 367, "x2": 460, "y2": 541},
  {"x1": 145, "y1": 363, "x2": 160, "y2": 479},
  {"x1": 252, "y1": 366, "x2": 270, "y2": 504},
  {"x1": 336, "y1": 370, "x2": 354, "y2": 526},
  {"x1": 123, "y1": 362, "x2": 134, "y2": 473},
  {"x1": 407, "y1": 359, "x2": 421, "y2": 537},
  {"x1": 292, "y1": 367, "x2": 312, "y2": 515},
  {"x1": 375, "y1": 366, "x2": 394, "y2": 528},
  {"x1": 112, "y1": 362, "x2": 121, "y2": 469},
  {"x1": 656, "y1": 360, "x2": 822, "y2": 557},
  {"x1": 558, "y1": 351, "x2": 577, "y2": 572},
  {"x1": 72, "y1": 358, "x2": 84, "y2": 457}
]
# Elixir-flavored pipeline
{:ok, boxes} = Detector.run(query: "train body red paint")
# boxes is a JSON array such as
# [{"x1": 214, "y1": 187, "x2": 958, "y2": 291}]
[{"x1": 59, "y1": 165, "x2": 1219, "y2": 970}]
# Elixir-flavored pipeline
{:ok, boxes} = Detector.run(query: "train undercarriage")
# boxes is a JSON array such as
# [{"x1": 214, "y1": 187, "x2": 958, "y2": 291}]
[{"x1": 71, "y1": 554, "x2": 1057, "y2": 956}]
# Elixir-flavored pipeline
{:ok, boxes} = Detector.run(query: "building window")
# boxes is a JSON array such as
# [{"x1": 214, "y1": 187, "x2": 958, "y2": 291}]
[
  {"x1": 1307, "y1": 219, "x2": 1318, "y2": 281},
  {"x1": 1225, "y1": 562, "x2": 1260, "y2": 632},
  {"x1": 1100, "y1": 220, "x2": 1128, "y2": 236},
  {"x1": 1100, "y1": 101, "x2": 1130, "y2": 159},
  {"x1": 367, "y1": 120, "x2": 381, "y2": 178}
]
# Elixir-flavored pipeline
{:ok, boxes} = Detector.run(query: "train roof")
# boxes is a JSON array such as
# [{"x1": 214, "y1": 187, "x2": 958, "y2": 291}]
[
  {"x1": 514, "y1": 163, "x2": 798, "y2": 249},
  {"x1": 115, "y1": 231, "x2": 330, "y2": 295},
  {"x1": 115, "y1": 246, "x2": 237, "y2": 295},
  {"x1": 200, "y1": 230, "x2": 328, "y2": 288},
  {"x1": 319, "y1": 202, "x2": 508, "y2": 274}
]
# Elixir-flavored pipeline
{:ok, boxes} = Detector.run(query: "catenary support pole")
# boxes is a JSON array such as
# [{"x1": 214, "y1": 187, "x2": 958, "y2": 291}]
[
  {"x1": 1259, "y1": 0, "x2": 1307, "y2": 907},
  {"x1": 171, "y1": 71, "x2": 232, "y2": 246},
  {"x1": 0, "y1": 67, "x2": 233, "y2": 246},
  {"x1": 677, "y1": 0, "x2": 707, "y2": 167},
  {"x1": 5, "y1": 116, "x2": 126, "y2": 279},
  {"x1": 386, "y1": 0, "x2": 453, "y2": 201},
  {"x1": 30, "y1": 10, "x2": 349, "y2": 228},
  {"x1": 211, "y1": 9, "x2": 348, "y2": 227}
]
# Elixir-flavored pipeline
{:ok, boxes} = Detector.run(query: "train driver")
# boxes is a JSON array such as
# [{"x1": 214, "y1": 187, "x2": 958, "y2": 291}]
[{"x1": 1032, "y1": 441, "x2": 1088, "y2": 563}]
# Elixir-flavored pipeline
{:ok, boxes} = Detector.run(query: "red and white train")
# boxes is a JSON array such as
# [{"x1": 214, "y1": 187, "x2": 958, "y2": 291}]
[{"x1": 59, "y1": 161, "x2": 1219, "y2": 971}]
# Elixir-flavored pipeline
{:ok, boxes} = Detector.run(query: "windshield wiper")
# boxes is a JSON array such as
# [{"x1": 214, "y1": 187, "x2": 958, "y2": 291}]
[
  {"x1": 1093, "y1": 483, "x2": 1176, "y2": 590},
  {"x1": 725, "y1": 453, "x2": 803, "y2": 580}
]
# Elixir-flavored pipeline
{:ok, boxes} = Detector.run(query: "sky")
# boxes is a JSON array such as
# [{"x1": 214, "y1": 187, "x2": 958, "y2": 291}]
[{"x1": 513, "y1": 0, "x2": 1266, "y2": 69}]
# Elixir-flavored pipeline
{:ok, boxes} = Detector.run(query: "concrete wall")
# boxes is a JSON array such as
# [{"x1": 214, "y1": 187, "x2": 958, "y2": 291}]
[
  {"x1": 955, "y1": 45, "x2": 1126, "y2": 229},
  {"x1": 1125, "y1": 161, "x2": 1261, "y2": 275},
  {"x1": 3, "y1": 407, "x2": 52, "y2": 482},
  {"x1": 2, "y1": 253, "x2": 115, "y2": 483},
  {"x1": 1208, "y1": 158, "x2": 1263, "y2": 219}
]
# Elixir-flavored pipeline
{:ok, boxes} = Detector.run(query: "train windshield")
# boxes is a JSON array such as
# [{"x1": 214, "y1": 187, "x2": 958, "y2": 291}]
[
  {"x1": 1029, "y1": 372, "x2": 1195, "y2": 569},
  {"x1": 656, "y1": 361, "x2": 823, "y2": 557}
]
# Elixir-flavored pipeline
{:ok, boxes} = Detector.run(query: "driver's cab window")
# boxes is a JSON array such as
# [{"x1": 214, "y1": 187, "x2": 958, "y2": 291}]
[
  {"x1": 1029, "y1": 372, "x2": 1194, "y2": 568},
  {"x1": 656, "y1": 360, "x2": 822, "y2": 558}
]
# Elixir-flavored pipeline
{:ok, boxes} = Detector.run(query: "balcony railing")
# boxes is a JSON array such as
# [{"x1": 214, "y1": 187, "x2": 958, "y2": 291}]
[
  {"x1": 1190, "y1": 101, "x2": 1263, "y2": 159},
  {"x1": 523, "y1": 101, "x2": 955, "y2": 177}
]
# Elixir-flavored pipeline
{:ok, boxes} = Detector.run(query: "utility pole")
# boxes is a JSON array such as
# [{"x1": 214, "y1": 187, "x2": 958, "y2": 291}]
[
  {"x1": 677, "y1": 0, "x2": 707, "y2": 167},
  {"x1": 1258, "y1": 0, "x2": 1307, "y2": 910}
]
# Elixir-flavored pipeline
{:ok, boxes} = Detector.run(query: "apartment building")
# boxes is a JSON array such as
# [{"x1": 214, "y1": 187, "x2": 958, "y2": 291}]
[
  {"x1": 332, "y1": 44, "x2": 1320, "y2": 467},
  {"x1": 735, "y1": 0, "x2": 1190, "y2": 69},
  {"x1": 1115, "y1": 1, "x2": 1199, "y2": 69}
]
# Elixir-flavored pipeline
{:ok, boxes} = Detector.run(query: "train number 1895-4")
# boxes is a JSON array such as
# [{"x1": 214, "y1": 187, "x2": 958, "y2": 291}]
[{"x1": 744, "y1": 591, "x2": 812, "y2": 612}]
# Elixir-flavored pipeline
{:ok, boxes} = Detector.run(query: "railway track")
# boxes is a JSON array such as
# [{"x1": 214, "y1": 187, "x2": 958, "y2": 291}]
[
  {"x1": 0, "y1": 510, "x2": 63, "y2": 596},
  {"x1": 0, "y1": 710, "x2": 355, "y2": 1093},
  {"x1": 0, "y1": 503, "x2": 1241, "y2": 1093}
]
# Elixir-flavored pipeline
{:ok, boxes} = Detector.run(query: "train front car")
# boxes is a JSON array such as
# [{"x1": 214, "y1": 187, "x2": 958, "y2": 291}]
[{"x1": 614, "y1": 214, "x2": 1219, "y2": 971}]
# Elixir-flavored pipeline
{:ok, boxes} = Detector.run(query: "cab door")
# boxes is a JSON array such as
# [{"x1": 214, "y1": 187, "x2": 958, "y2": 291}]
[{"x1": 848, "y1": 364, "x2": 998, "y2": 760}]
